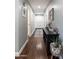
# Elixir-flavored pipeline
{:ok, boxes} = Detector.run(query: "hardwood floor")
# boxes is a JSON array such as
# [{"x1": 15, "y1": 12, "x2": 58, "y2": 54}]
[{"x1": 16, "y1": 29, "x2": 49, "y2": 59}]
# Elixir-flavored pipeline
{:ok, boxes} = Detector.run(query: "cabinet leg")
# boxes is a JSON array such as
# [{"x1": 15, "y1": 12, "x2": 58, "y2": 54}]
[{"x1": 51, "y1": 55, "x2": 53, "y2": 59}]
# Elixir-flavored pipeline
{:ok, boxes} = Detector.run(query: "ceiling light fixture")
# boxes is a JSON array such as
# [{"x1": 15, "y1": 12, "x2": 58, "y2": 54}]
[{"x1": 38, "y1": 6, "x2": 41, "y2": 9}]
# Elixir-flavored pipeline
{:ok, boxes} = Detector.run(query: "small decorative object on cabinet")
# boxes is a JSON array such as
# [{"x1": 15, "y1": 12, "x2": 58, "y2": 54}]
[{"x1": 50, "y1": 39, "x2": 63, "y2": 59}]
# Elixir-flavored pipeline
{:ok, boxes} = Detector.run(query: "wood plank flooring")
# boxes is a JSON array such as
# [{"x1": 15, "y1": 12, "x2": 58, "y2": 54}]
[{"x1": 15, "y1": 29, "x2": 50, "y2": 59}]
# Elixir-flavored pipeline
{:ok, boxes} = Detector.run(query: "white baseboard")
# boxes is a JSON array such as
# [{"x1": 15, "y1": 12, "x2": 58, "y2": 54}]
[
  {"x1": 15, "y1": 37, "x2": 29, "y2": 57},
  {"x1": 15, "y1": 52, "x2": 19, "y2": 56},
  {"x1": 31, "y1": 29, "x2": 35, "y2": 37}
]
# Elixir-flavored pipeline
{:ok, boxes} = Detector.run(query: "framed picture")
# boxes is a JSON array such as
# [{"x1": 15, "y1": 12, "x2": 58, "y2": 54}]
[
  {"x1": 22, "y1": 2, "x2": 27, "y2": 17},
  {"x1": 48, "y1": 8, "x2": 54, "y2": 23}
]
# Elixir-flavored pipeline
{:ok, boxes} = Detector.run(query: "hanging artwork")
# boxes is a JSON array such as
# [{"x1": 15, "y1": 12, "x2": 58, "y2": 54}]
[
  {"x1": 22, "y1": 2, "x2": 27, "y2": 17},
  {"x1": 48, "y1": 8, "x2": 54, "y2": 23}
]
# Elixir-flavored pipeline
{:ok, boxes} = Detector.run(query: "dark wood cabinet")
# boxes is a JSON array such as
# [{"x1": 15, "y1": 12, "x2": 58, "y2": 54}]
[{"x1": 43, "y1": 28, "x2": 59, "y2": 55}]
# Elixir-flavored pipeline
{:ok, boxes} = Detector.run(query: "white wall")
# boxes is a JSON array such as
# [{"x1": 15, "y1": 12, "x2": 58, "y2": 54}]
[
  {"x1": 31, "y1": 13, "x2": 35, "y2": 35},
  {"x1": 45, "y1": 0, "x2": 63, "y2": 40},
  {"x1": 15, "y1": 0, "x2": 28, "y2": 53},
  {"x1": 27, "y1": 5, "x2": 35, "y2": 36},
  {"x1": 34, "y1": 15, "x2": 46, "y2": 28},
  {"x1": 15, "y1": 0, "x2": 19, "y2": 52}
]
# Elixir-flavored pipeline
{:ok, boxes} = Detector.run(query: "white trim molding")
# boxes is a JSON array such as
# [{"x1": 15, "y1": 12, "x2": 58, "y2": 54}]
[
  {"x1": 15, "y1": 52, "x2": 19, "y2": 56},
  {"x1": 15, "y1": 37, "x2": 29, "y2": 57},
  {"x1": 28, "y1": 29, "x2": 35, "y2": 37},
  {"x1": 31, "y1": 29, "x2": 35, "y2": 37}
]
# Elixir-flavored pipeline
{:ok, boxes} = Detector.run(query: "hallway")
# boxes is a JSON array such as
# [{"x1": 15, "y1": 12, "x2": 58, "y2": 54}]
[
  {"x1": 16, "y1": 29, "x2": 48, "y2": 59},
  {"x1": 34, "y1": 29, "x2": 43, "y2": 37},
  {"x1": 15, "y1": 0, "x2": 63, "y2": 59}
]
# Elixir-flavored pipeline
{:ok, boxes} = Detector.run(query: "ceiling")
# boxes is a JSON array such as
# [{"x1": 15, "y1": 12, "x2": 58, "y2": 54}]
[{"x1": 28, "y1": 0, "x2": 52, "y2": 14}]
